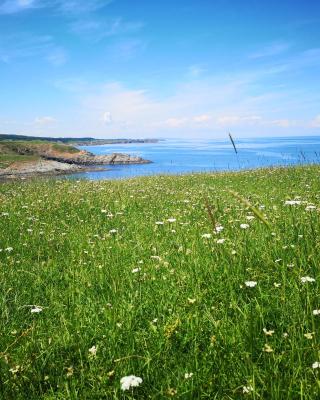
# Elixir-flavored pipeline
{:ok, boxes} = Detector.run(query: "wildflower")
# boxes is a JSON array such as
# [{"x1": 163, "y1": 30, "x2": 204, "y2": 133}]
[
  {"x1": 155, "y1": 221, "x2": 164, "y2": 225},
  {"x1": 263, "y1": 344, "x2": 273, "y2": 353},
  {"x1": 312, "y1": 361, "x2": 320, "y2": 369},
  {"x1": 301, "y1": 276, "x2": 315, "y2": 283},
  {"x1": 167, "y1": 218, "x2": 176, "y2": 223},
  {"x1": 243, "y1": 385, "x2": 254, "y2": 394},
  {"x1": 245, "y1": 281, "x2": 257, "y2": 288},
  {"x1": 283, "y1": 332, "x2": 289, "y2": 338},
  {"x1": 31, "y1": 306, "x2": 43, "y2": 313},
  {"x1": 273, "y1": 283, "x2": 281, "y2": 288},
  {"x1": 66, "y1": 366, "x2": 74, "y2": 377},
  {"x1": 184, "y1": 372, "x2": 193, "y2": 379},
  {"x1": 285, "y1": 200, "x2": 301, "y2": 205},
  {"x1": 120, "y1": 375, "x2": 143, "y2": 391},
  {"x1": 313, "y1": 310, "x2": 320, "y2": 316},
  {"x1": 88, "y1": 345, "x2": 97, "y2": 356},
  {"x1": 109, "y1": 229, "x2": 117, "y2": 234},
  {"x1": 240, "y1": 223, "x2": 250, "y2": 229},
  {"x1": 132, "y1": 267, "x2": 141, "y2": 273},
  {"x1": 188, "y1": 298, "x2": 196, "y2": 304},
  {"x1": 214, "y1": 225, "x2": 224, "y2": 233},
  {"x1": 246, "y1": 215, "x2": 255, "y2": 221},
  {"x1": 263, "y1": 328, "x2": 275, "y2": 336},
  {"x1": 304, "y1": 332, "x2": 314, "y2": 340},
  {"x1": 201, "y1": 233, "x2": 212, "y2": 239},
  {"x1": 5, "y1": 247, "x2": 13, "y2": 252},
  {"x1": 9, "y1": 365, "x2": 21, "y2": 374},
  {"x1": 107, "y1": 370, "x2": 115, "y2": 377},
  {"x1": 305, "y1": 205, "x2": 316, "y2": 211},
  {"x1": 210, "y1": 335, "x2": 216, "y2": 345},
  {"x1": 216, "y1": 238, "x2": 225, "y2": 244},
  {"x1": 167, "y1": 388, "x2": 177, "y2": 396}
]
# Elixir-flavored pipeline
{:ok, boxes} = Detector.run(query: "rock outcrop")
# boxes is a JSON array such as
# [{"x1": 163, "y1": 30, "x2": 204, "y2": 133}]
[
  {"x1": 45, "y1": 152, "x2": 151, "y2": 165},
  {"x1": 0, "y1": 160, "x2": 101, "y2": 179}
]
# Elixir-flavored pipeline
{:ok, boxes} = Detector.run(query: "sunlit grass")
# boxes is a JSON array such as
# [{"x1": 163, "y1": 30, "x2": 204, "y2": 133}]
[{"x1": 0, "y1": 165, "x2": 319, "y2": 399}]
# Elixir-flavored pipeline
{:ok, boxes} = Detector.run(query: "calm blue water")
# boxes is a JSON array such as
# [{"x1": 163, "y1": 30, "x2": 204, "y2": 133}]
[{"x1": 68, "y1": 136, "x2": 320, "y2": 180}]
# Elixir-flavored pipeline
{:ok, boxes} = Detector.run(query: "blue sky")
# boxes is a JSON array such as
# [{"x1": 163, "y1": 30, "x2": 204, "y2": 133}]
[{"x1": 0, "y1": 0, "x2": 320, "y2": 138}]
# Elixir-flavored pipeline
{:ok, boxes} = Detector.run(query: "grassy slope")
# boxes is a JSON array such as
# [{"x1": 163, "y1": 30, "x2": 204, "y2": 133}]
[
  {"x1": 0, "y1": 141, "x2": 81, "y2": 169},
  {"x1": 0, "y1": 166, "x2": 319, "y2": 399}
]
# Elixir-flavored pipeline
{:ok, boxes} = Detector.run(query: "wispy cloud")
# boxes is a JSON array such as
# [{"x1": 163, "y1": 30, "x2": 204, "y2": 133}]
[
  {"x1": 105, "y1": 38, "x2": 147, "y2": 60},
  {"x1": 249, "y1": 41, "x2": 291, "y2": 59},
  {"x1": 187, "y1": 64, "x2": 207, "y2": 78},
  {"x1": 0, "y1": 32, "x2": 67, "y2": 65},
  {"x1": 193, "y1": 114, "x2": 212, "y2": 123},
  {"x1": 102, "y1": 111, "x2": 112, "y2": 124},
  {"x1": 310, "y1": 115, "x2": 320, "y2": 128},
  {"x1": 70, "y1": 17, "x2": 144, "y2": 42},
  {"x1": 0, "y1": 0, "x2": 112, "y2": 15},
  {"x1": 0, "y1": 0, "x2": 37, "y2": 15},
  {"x1": 46, "y1": 48, "x2": 67, "y2": 66},
  {"x1": 71, "y1": 74, "x2": 284, "y2": 136},
  {"x1": 34, "y1": 116, "x2": 57, "y2": 125}
]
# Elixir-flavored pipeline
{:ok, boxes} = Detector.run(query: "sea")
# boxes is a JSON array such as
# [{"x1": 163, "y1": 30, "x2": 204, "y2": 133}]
[{"x1": 68, "y1": 136, "x2": 320, "y2": 180}]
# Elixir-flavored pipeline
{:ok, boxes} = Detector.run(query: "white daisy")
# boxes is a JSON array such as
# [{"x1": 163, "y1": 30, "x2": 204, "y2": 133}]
[
  {"x1": 245, "y1": 281, "x2": 257, "y2": 288},
  {"x1": 120, "y1": 375, "x2": 143, "y2": 391}
]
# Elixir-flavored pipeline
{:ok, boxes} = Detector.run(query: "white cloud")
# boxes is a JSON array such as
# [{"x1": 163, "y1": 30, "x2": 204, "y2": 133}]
[
  {"x1": 102, "y1": 111, "x2": 112, "y2": 124},
  {"x1": 267, "y1": 119, "x2": 293, "y2": 128},
  {"x1": 74, "y1": 75, "x2": 307, "y2": 137},
  {"x1": 216, "y1": 115, "x2": 262, "y2": 126},
  {"x1": 46, "y1": 48, "x2": 67, "y2": 66},
  {"x1": 0, "y1": 0, "x2": 112, "y2": 15},
  {"x1": 310, "y1": 115, "x2": 320, "y2": 128},
  {"x1": 193, "y1": 114, "x2": 212, "y2": 123},
  {"x1": 187, "y1": 65, "x2": 207, "y2": 78},
  {"x1": 22, "y1": 45, "x2": 320, "y2": 138},
  {"x1": 70, "y1": 18, "x2": 144, "y2": 41},
  {"x1": 34, "y1": 116, "x2": 57, "y2": 125},
  {"x1": 0, "y1": 0, "x2": 37, "y2": 14},
  {"x1": 249, "y1": 41, "x2": 291, "y2": 59},
  {"x1": 105, "y1": 39, "x2": 147, "y2": 60},
  {"x1": 0, "y1": 33, "x2": 67, "y2": 66},
  {"x1": 165, "y1": 118, "x2": 188, "y2": 128}
]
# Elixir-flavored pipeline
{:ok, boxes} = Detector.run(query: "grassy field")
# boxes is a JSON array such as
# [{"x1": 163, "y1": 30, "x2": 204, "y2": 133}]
[
  {"x1": 0, "y1": 165, "x2": 319, "y2": 399},
  {"x1": 0, "y1": 154, "x2": 40, "y2": 169}
]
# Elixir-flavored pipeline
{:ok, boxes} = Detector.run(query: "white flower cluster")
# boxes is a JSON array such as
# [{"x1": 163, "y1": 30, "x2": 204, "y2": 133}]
[{"x1": 120, "y1": 375, "x2": 143, "y2": 391}]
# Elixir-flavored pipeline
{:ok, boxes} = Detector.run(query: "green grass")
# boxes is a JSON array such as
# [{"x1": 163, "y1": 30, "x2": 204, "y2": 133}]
[
  {"x1": 0, "y1": 141, "x2": 80, "y2": 169},
  {"x1": 0, "y1": 166, "x2": 320, "y2": 399},
  {"x1": 0, "y1": 154, "x2": 40, "y2": 169}
]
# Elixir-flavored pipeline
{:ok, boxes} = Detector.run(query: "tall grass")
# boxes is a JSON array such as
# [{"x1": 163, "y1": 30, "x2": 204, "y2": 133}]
[{"x1": 0, "y1": 165, "x2": 319, "y2": 399}]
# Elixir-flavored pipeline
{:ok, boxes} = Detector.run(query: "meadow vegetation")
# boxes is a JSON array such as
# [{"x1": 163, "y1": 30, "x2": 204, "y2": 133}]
[
  {"x1": 0, "y1": 165, "x2": 319, "y2": 399},
  {"x1": 0, "y1": 141, "x2": 81, "y2": 169}
]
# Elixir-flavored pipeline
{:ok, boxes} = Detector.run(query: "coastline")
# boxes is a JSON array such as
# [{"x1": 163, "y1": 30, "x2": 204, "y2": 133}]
[
  {"x1": 0, "y1": 153, "x2": 151, "y2": 181},
  {"x1": 0, "y1": 159, "x2": 108, "y2": 181}
]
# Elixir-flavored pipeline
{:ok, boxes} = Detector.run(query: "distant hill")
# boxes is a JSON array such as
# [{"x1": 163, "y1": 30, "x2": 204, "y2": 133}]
[
  {"x1": 0, "y1": 134, "x2": 159, "y2": 145},
  {"x1": 0, "y1": 138, "x2": 151, "y2": 176}
]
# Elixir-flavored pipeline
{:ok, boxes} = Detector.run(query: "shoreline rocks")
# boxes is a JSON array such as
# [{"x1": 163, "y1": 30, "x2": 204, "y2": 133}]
[
  {"x1": 46, "y1": 152, "x2": 151, "y2": 165},
  {"x1": 0, "y1": 152, "x2": 151, "y2": 181},
  {"x1": 0, "y1": 160, "x2": 106, "y2": 180}
]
